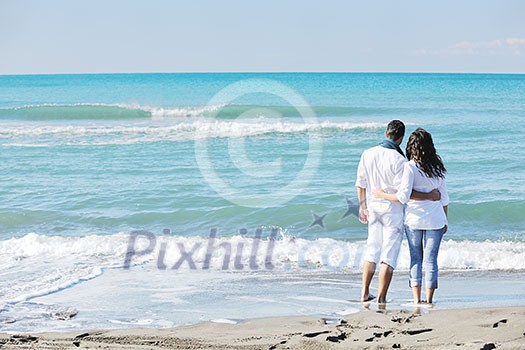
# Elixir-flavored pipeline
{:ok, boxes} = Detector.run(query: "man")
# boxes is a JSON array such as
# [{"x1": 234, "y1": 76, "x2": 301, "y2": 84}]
[{"x1": 355, "y1": 120, "x2": 439, "y2": 304}]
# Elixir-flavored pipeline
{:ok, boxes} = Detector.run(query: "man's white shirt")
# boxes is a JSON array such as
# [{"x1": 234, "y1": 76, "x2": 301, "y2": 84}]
[{"x1": 355, "y1": 145, "x2": 406, "y2": 214}]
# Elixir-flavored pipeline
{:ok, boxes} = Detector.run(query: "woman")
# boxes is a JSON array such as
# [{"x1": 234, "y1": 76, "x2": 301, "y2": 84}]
[{"x1": 374, "y1": 128, "x2": 449, "y2": 304}]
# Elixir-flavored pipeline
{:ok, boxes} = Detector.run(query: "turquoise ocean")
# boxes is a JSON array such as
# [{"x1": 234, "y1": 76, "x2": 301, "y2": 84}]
[{"x1": 1, "y1": 73, "x2": 524, "y2": 332}]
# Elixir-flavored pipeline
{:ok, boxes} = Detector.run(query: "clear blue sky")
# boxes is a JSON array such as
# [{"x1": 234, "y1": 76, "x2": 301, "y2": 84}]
[{"x1": 1, "y1": 0, "x2": 524, "y2": 74}]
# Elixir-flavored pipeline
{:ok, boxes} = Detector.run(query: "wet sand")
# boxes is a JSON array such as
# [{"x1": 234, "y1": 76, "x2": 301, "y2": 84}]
[{"x1": 1, "y1": 306, "x2": 524, "y2": 349}]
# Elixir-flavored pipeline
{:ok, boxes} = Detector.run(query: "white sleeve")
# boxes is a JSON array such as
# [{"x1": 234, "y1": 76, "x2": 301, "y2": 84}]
[
  {"x1": 355, "y1": 153, "x2": 367, "y2": 189},
  {"x1": 439, "y1": 177, "x2": 449, "y2": 206},
  {"x1": 395, "y1": 162, "x2": 414, "y2": 205}
]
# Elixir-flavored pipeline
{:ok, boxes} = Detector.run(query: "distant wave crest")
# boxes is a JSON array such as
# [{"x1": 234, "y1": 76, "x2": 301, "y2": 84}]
[
  {"x1": 0, "y1": 103, "x2": 226, "y2": 120},
  {"x1": 0, "y1": 102, "x2": 406, "y2": 121},
  {"x1": 0, "y1": 120, "x2": 384, "y2": 146}
]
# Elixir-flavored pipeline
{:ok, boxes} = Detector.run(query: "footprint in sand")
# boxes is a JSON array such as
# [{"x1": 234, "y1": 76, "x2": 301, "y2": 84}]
[{"x1": 492, "y1": 319, "x2": 507, "y2": 328}]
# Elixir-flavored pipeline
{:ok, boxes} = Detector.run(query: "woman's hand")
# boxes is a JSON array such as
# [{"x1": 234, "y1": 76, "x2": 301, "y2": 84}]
[
  {"x1": 372, "y1": 188, "x2": 386, "y2": 198},
  {"x1": 443, "y1": 225, "x2": 448, "y2": 234}
]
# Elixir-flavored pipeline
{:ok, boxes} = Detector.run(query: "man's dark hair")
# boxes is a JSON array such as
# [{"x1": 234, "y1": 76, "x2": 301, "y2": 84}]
[{"x1": 386, "y1": 120, "x2": 405, "y2": 141}]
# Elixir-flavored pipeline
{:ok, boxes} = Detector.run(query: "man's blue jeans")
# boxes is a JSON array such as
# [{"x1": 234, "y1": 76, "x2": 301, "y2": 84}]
[{"x1": 405, "y1": 226, "x2": 445, "y2": 289}]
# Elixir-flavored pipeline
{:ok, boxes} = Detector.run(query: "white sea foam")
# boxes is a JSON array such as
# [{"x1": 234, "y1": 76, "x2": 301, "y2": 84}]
[
  {"x1": 144, "y1": 104, "x2": 226, "y2": 119},
  {"x1": 2, "y1": 233, "x2": 524, "y2": 273},
  {"x1": 0, "y1": 102, "x2": 386, "y2": 146},
  {"x1": 1, "y1": 232, "x2": 524, "y2": 309},
  {"x1": 1, "y1": 102, "x2": 225, "y2": 119},
  {"x1": 95, "y1": 102, "x2": 225, "y2": 118},
  {"x1": 0, "y1": 120, "x2": 383, "y2": 146},
  {"x1": 0, "y1": 232, "x2": 524, "y2": 332},
  {"x1": 0, "y1": 233, "x2": 137, "y2": 307},
  {"x1": 210, "y1": 318, "x2": 238, "y2": 324}
]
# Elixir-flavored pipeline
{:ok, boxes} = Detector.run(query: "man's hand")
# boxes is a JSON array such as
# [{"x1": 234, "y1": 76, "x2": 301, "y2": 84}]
[
  {"x1": 410, "y1": 189, "x2": 441, "y2": 201},
  {"x1": 429, "y1": 189, "x2": 441, "y2": 201},
  {"x1": 357, "y1": 187, "x2": 368, "y2": 224},
  {"x1": 359, "y1": 207, "x2": 369, "y2": 224}
]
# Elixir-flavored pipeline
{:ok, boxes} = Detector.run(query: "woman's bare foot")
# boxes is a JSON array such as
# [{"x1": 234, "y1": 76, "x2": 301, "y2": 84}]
[{"x1": 362, "y1": 294, "x2": 376, "y2": 302}]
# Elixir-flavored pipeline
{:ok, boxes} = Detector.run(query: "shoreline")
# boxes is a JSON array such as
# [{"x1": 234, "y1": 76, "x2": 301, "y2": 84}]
[
  {"x1": 1, "y1": 306, "x2": 524, "y2": 349},
  {"x1": 2, "y1": 270, "x2": 525, "y2": 335}
]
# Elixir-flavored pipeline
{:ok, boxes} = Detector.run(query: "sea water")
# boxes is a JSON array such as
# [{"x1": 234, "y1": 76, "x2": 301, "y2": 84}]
[{"x1": 0, "y1": 73, "x2": 524, "y2": 332}]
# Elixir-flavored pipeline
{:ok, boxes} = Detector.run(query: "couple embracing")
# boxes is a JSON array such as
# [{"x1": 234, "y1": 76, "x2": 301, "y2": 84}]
[{"x1": 355, "y1": 120, "x2": 449, "y2": 305}]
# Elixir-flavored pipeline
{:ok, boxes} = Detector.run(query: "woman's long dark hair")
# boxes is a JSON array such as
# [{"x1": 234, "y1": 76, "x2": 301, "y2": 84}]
[{"x1": 406, "y1": 128, "x2": 446, "y2": 178}]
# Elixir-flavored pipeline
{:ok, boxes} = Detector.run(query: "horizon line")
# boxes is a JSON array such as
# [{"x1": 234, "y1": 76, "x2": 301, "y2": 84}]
[{"x1": 1, "y1": 70, "x2": 525, "y2": 77}]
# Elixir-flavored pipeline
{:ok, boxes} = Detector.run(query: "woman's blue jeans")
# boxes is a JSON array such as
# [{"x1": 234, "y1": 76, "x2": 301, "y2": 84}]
[{"x1": 405, "y1": 226, "x2": 445, "y2": 289}]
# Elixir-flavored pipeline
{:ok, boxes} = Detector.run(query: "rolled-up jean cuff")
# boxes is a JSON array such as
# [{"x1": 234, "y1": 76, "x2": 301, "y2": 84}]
[{"x1": 409, "y1": 279, "x2": 422, "y2": 288}]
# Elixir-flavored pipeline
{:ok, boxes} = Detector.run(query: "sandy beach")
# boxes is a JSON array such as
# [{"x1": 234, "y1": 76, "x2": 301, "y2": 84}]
[
  {"x1": 2, "y1": 1, "x2": 525, "y2": 349},
  {"x1": 1, "y1": 306, "x2": 523, "y2": 349}
]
